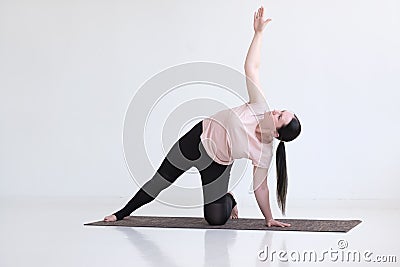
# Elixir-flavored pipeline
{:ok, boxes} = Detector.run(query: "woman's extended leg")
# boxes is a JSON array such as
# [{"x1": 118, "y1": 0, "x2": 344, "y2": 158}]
[{"x1": 110, "y1": 121, "x2": 203, "y2": 221}]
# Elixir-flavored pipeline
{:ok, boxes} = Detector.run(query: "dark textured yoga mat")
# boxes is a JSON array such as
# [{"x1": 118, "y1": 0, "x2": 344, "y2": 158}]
[{"x1": 84, "y1": 216, "x2": 361, "y2": 232}]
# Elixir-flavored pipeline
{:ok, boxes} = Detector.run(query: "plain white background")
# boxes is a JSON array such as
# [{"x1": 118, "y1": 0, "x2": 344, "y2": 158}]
[{"x1": 1, "y1": 0, "x2": 399, "y2": 209}]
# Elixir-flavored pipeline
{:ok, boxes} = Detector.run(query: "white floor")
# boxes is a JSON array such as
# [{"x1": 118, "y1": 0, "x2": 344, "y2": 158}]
[{"x1": 0, "y1": 197, "x2": 399, "y2": 267}]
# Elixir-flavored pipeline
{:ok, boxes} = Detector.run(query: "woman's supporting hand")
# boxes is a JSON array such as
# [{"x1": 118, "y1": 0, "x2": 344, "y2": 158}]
[
  {"x1": 253, "y1": 6, "x2": 272, "y2": 33},
  {"x1": 265, "y1": 218, "x2": 291, "y2": 227}
]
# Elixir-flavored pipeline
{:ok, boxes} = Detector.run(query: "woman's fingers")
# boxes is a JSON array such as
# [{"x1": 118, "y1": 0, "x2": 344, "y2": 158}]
[
  {"x1": 266, "y1": 219, "x2": 291, "y2": 227},
  {"x1": 278, "y1": 222, "x2": 291, "y2": 227},
  {"x1": 255, "y1": 6, "x2": 269, "y2": 22}
]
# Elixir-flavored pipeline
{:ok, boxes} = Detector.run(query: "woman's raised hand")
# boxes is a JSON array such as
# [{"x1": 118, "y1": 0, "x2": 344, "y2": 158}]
[{"x1": 253, "y1": 6, "x2": 272, "y2": 33}]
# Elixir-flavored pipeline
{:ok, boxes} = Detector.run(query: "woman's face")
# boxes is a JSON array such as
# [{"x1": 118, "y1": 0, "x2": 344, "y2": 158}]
[
  {"x1": 257, "y1": 109, "x2": 295, "y2": 141},
  {"x1": 266, "y1": 109, "x2": 295, "y2": 129}
]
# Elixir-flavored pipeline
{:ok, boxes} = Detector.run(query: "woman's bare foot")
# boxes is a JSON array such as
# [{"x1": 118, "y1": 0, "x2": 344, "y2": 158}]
[
  {"x1": 104, "y1": 215, "x2": 117, "y2": 222},
  {"x1": 228, "y1": 192, "x2": 239, "y2": 219},
  {"x1": 230, "y1": 205, "x2": 238, "y2": 219}
]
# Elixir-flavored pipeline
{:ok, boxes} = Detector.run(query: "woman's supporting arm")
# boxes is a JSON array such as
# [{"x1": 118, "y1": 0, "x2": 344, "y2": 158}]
[
  {"x1": 253, "y1": 166, "x2": 291, "y2": 227},
  {"x1": 253, "y1": 166, "x2": 273, "y2": 220},
  {"x1": 244, "y1": 6, "x2": 272, "y2": 104}
]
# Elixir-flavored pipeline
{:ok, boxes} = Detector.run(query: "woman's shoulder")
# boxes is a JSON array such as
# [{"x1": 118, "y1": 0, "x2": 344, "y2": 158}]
[
  {"x1": 245, "y1": 101, "x2": 268, "y2": 118},
  {"x1": 230, "y1": 101, "x2": 267, "y2": 112},
  {"x1": 246, "y1": 101, "x2": 268, "y2": 109}
]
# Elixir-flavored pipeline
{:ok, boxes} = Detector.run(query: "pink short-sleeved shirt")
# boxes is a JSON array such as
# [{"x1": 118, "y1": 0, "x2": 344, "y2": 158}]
[{"x1": 200, "y1": 102, "x2": 273, "y2": 169}]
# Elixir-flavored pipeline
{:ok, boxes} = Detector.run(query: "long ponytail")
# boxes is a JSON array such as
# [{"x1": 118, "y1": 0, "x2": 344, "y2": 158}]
[
  {"x1": 275, "y1": 114, "x2": 301, "y2": 215},
  {"x1": 276, "y1": 141, "x2": 288, "y2": 214}
]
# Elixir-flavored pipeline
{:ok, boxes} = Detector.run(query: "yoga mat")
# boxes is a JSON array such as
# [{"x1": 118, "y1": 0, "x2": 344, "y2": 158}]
[{"x1": 84, "y1": 216, "x2": 361, "y2": 233}]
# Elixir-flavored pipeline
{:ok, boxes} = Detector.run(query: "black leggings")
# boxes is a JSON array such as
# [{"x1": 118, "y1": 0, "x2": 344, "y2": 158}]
[{"x1": 113, "y1": 120, "x2": 237, "y2": 225}]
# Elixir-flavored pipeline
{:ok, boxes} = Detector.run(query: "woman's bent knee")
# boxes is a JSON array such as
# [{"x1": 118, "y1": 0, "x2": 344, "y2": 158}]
[
  {"x1": 205, "y1": 216, "x2": 227, "y2": 226},
  {"x1": 204, "y1": 207, "x2": 228, "y2": 225}
]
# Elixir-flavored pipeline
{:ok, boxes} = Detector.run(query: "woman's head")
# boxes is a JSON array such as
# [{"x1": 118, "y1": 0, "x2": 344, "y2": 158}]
[
  {"x1": 268, "y1": 109, "x2": 302, "y2": 215},
  {"x1": 268, "y1": 109, "x2": 301, "y2": 141}
]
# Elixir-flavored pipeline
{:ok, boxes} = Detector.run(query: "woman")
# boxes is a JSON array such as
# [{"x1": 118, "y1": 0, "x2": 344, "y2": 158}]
[{"x1": 104, "y1": 6, "x2": 301, "y2": 227}]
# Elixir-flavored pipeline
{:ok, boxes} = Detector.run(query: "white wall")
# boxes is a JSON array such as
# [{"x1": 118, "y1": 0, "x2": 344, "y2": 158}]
[{"x1": 1, "y1": 0, "x2": 399, "y2": 206}]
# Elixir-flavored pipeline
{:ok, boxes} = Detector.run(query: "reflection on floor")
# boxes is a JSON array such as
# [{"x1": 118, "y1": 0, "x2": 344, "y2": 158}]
[{"x1": 1, "y1": 197, "x2": 398, "y2": 267}]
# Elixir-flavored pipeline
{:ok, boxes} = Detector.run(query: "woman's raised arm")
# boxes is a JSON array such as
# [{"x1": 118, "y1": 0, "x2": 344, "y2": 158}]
[{"x1": 244, "y1": 6, "x2": 272, "y2": 104}]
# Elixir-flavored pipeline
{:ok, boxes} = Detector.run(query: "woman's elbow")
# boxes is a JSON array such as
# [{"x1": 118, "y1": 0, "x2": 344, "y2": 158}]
[
  {"x1": 253, "y1": 183, "x2": 268, "y2": 192},
  {"x1": 244, "y1": 64, "x2": 259, "y2": 75}
]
